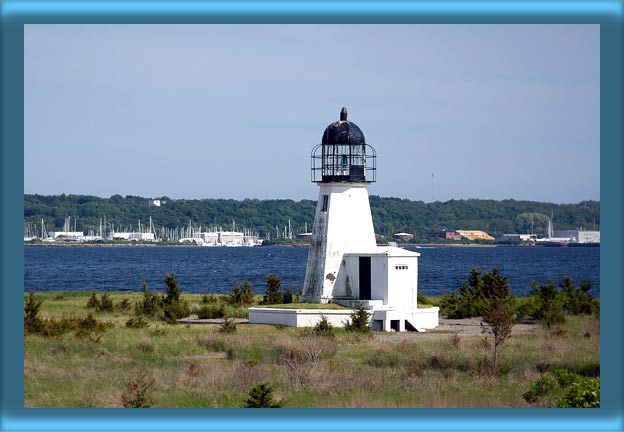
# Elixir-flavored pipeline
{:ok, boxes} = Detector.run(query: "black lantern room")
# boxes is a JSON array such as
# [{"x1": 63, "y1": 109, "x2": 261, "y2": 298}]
[{"x1": 311, "y1": 107, "x2": 377, "y2": 183}]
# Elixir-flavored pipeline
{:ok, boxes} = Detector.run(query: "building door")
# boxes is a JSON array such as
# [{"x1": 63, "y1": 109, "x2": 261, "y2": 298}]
[{"x1": 359, "y1": 257, "x2": 371, "y2": 300}]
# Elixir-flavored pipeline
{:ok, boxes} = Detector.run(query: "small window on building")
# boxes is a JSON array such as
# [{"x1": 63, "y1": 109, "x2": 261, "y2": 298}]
[
  {"x1": 321, "y1": 195, "x2": 329, "y2": 212},
  {"x1": 395, "y1": 265, "x2": 409, "y2": 270}
]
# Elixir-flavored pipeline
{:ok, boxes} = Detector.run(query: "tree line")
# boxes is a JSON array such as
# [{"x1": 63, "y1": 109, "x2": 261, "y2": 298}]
[{"x1": 24, "y1": 193, "x2": 599, "y2": 242}]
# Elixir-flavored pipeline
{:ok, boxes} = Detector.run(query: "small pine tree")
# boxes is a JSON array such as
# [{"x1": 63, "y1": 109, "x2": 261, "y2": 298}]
[
  {"x1": 481, "y1": 268, "x2": 516, "y2": 371},
  {"x1": 121, "y1": 371, "x2": 156, "y2": 408},
  {"x1": 24, "y1": 291, "x2": 44, "y2": 334},
  {"x1": 99, "y1": 293, "x2": 114, "y2": 312},
  {"x1": 244, "y1": 382, "x2": 283, "y2": 408},
  {"x1": 135, "y1": 280, "x2": 163, "y2": 318},
  {"x1": 162, "y1": 273, "x2": 190, "y2": 323},
  {"x1": 86, "y1": 292, "x2": 101, "y2": 309},
  {"x1": 531, "y1": 280, "x2": 565, "y2": 328},
  {"x1": 230, "y1": 280, "x2": 254, "y2": 307},
  {"x1": 344, "y1": 306, "x2": 371, "y2": 334},
  {"x1": 163, "y1": 273, "x2": 181, "y2": 305},
  {"x1": 262, "y1": 274, "x2": 283, "y2": 305},
  {"x1": 313, "y1": 314, "x2": 334, "y2": 337}
]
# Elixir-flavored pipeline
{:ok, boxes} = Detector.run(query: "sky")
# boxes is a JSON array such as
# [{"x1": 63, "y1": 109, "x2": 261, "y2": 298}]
[{"x1": 24, "y1": 24, "x2": 600, "y2": 203}]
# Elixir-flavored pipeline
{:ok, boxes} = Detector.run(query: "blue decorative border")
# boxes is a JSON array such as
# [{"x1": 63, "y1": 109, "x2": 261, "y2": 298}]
[{"x1": 2, "y1": 1, "x2": 622, "y2": 431}]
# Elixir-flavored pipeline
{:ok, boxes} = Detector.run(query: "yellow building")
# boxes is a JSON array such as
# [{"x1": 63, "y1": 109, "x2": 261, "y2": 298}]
[{"x1": 455, "y1": 230, "x2": 495, "y2": 241}]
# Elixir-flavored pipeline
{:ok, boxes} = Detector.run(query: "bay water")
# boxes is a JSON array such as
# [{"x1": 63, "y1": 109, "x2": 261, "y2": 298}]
[{"x1": 24, "y1": 245, "x2": 600, "y2": 298}]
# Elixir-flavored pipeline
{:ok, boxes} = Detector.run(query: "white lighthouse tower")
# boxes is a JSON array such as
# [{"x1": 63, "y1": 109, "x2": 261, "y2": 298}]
[{"x1": 302, "y1": 107, "x2": 378, "y2": 302}]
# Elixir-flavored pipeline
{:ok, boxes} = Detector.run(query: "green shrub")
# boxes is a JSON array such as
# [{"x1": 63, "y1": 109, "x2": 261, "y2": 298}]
[
  {"x1": 121, "y1": 371, "x2": 156, "y2": 408},
  {"x1": 119, "y1": 298, "x2": 133, "y2": 313},
  {"x1": 230, "y1": 280, "x2": 254, "y2": 307},
  {"x1": 196, "y1": 303, "x2": 226, "y2": 319},
  {"x1": 560, "y1": 277, "x2": 599, "y2": 316},
  {"x1": 161, "y1": 273, "x2": 190, "y2": 323},
  {"x1": 439, "y1": 268, "x2": 488, "y2": 318},
  {"x1": 99, "y1": 293, "x2": 114, "y2": 312},
  {"x1": 201, "y1": 293, "x2": 218, "y2": 304},
  {"x1": 262, "y1": 274, "x2": 283, "y2": 305},
  {"x1": 42, "y1": 317, "x2": 76, "y2": 337},
  {"x1": 312, "y1": 315, "x2": 334, "y2": 338},
  {"x1": 24, "y1": 291, "x2": 44, "y2": 335},
  {"x1": 135, "y1": 280, "x2": 163, "y2": 319},
  {"x1": 514, "y1": 297, "x2": 537, "y2": 322},
  {"x1": 219, "y1": 317, "x2": 237, "y2": 334},
  {"x1": 244, "y1": 382, "x2": 283, "y2": 408},
  {"x1": 86, "y1": 292, "x2": 101, "y2": 310},
  {"x1": 163, "y1": 273, "x2": 182, "y2": 305},
  {"x1": 523, "y1": 376, "x2": 557, "y2": 403},
  {"x1": 531, "y1": 280, "x2": 565, "y2": 328},
  {"x1": 164, "y1": 301, "x2": 191, "y2": 324},
  {"x1": 126, "y1": 316, "x2": 150, "y2": 329},
  {"x1": 555, "y1": 377, "x2": 600, "y2": 408},
  {"x1": 344, "y1": 306, "x2": 371, "y2": 334}
]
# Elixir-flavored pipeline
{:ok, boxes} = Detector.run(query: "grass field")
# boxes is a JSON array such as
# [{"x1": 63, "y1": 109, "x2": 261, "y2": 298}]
[{"x1": 24, "y1": 291, "x2": 599, "y2": 408}]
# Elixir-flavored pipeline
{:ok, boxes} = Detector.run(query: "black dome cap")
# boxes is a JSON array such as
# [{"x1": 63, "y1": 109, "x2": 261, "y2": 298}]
[{"x1": 321, "y1": 107, "x2": 366, "y2": 145}]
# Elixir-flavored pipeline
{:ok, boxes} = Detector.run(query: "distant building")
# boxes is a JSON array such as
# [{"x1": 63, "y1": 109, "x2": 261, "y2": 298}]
[
  {"x1": 219, "y1": 231, "x2": 244, "y2": 246},
  {"x1": 429, "y1": 231, "x2": 462, "y2": 241},
  {"x1": 455, "y1": 230, "x2": 495, "y2": 241},
  {"x1": 148, "y1": 199, "x2": 161, "y2": 207},
  {"x1": 553, "y1": 230, "x2": 600, "y2": 244},
  {"x1": 498, "y1": 234, "x2": 537, "y2": 243},
  {"x1": 113, "y1": 232, "x2": 155, "y2": 241},
  {"x1": 392, "y1": 232, "x2": 414, "y2": 242},
  {"x1": 129, "y1": 232, "x2": 155, "y2": 241},
  {"x1": 48, "y1": 231, "x2": 84, "y2": 240}
]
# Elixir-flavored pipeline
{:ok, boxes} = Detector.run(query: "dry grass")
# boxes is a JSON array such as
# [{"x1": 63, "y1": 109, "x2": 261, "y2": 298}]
[{"x1": 24, "y1": 292, "x2": 600, "y2": 408}]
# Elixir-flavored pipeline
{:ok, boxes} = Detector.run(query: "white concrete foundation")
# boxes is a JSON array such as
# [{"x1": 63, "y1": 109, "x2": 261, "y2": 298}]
[
  {"x1": 248, "y1": 307, "x2": 354, "y2": 328},
  {"x1": 248, "y1": 305, "x2": 440, "y2": 332}
]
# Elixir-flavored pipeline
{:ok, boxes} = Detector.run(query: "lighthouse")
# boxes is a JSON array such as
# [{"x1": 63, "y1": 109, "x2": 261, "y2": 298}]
[
  {"x1": 302, "y1": 107, "x2": 378, "y2": 302},
  {"x1": 250, "y1": 108, "x2": 439, "y2": 331}
]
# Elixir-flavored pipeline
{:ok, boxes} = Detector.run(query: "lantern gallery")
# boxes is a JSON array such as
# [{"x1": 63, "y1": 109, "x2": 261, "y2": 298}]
[{"x1": 249, "y1": 108, "x2": 439, "y2": 332}]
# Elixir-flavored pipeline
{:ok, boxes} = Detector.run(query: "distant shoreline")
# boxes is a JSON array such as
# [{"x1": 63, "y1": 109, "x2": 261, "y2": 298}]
[{"x1": 24, "y1": 242, "x2": 538, "y2": 248}]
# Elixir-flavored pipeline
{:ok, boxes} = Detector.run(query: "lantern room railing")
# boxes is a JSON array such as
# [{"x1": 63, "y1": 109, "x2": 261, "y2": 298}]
[{"x1": 311, "y1": 144, "x2": 376, "y2": 183}]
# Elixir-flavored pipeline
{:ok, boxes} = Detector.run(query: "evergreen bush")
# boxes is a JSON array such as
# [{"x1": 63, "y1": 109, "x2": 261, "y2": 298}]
[
  {"x1": 244, "y1": 382, "x2": 283, "y2": 408},
  {"x1": 99, "y1": 293, "x2": 114, "y2": 312},
  {"x1": 262, "y1": 274, "x2": 283, "y2": 305},
  {"x1": 312, "y1": 315, "x2": 334, "y2": 337},
  {"x1": 230, "y1": 280, "x2": 254, "y2": 307},
  {"x1": 162, "y1": 274, "x2": 190, "y2": 324},
  {"x1": 86, "y1": 292, "x2": 101, "y2": 310},
  {"x1": 126, "y1": 316, "x2": 150, "y2": 329},
  {"x1": 135, "y1": 280, "x2": 163, "y2": 319},
  {"x1": 530, "y1": 280, "x2": 565, "y2": 328},
  {"x1": 344, "y1": 306, "x2": 371, "y2": 334},
  {"x1": 24, "y1": 291, "x2": 44, "y2": 334}
]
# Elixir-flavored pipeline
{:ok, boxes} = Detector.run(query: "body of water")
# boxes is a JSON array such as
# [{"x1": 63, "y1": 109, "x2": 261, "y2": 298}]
[{"x1": 24, "y1": 245, "x2": 600, "y2": 298}]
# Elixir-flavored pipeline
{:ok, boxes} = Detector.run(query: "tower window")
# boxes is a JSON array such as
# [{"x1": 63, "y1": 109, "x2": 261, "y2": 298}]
[{"x1": 322, "y1": 195, "x2": 329, "y2": 212}]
